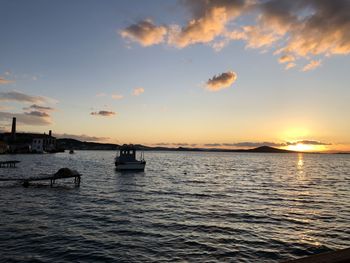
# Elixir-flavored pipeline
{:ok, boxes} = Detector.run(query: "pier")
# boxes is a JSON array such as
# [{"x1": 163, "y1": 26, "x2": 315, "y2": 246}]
[
  {"x1": 0, "y1": 168, "x2": 81, "y2": 187},
  {"x1": 283, "y1": 247, "x2": 350, "y2": 263},
  {"x1": 0, "y1": 160, "x2": 20, "y2": 168}
]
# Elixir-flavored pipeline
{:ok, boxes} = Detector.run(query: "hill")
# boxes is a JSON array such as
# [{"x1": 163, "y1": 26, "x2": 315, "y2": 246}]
[{"x1": 57, "y1": 139, "x2": 297, "y2": 153}]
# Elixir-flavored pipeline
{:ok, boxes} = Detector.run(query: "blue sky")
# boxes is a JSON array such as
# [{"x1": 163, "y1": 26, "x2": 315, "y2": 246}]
[{"x1": 1, "y1": 0, "x2": 349, "y2": 151}]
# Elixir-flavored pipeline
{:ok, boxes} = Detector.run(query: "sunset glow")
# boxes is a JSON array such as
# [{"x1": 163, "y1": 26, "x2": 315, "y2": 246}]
[{"x1": 282, "y1": 142, "x2": 329, "y2": 152}]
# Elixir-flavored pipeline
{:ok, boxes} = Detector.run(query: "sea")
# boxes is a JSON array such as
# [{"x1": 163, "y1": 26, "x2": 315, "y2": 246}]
[{"x1": 0, "y1": 151, "x2": 349, "y2": 262}]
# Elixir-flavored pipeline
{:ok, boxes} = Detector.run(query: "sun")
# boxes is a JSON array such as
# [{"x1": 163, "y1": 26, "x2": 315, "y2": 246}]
[
  {"x1": 285, "y1": 143, "x2": 327, "y2": 152},
  {"x1": 287, "y1": 143, "x2": 314, "y2": 152}
]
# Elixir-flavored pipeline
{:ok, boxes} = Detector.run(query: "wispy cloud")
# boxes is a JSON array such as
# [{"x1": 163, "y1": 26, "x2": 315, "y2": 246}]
[
  {"x1": 286, "y1": 140, "x2": 331, "y2": 146},
  {"x1": 279, "y1": 54, "x2": 295, "y2": 64},
  {"x1": 222, "y1": 142, "x2": 285, "y2": 147},
  {"x1": 205, "y1": 140, "x2": 331, "y2": 148},
  {"x1": 24, "y1": 111, "x2": 50, "y2": 117},
  {"x1": 206, "y1": 71, "x2": 237, "y2": 91},
  {"x1": 0, "y1": 111, "x2": 51, "y2": 126},
  {"x1": 90, "y1": 110, "x2": 116, "y2": 117},
  {"x1": 153, "y1": 142, "x2": 198, "y2": 147},
  {"x1": 0, "y1": 91, "x2": 47, "y2": 104},
  {"x1": 111, "y1": 94, "x2": 123, "y2": 100},
  {"x1": 23, "y1": 104, "x2": 55, "y2": 111},
  {"x1": 285, "y1": 62, "x2": 296, "y2": 70},
  {"x1": 0, "y1": 77, "x2": 14, "y2": 85},
  {"x1": 302, "y1": 60, "x2": 322, "y2": 72},
  {"x1": 132, "y1": 87, "x2": 145, "y2": 96}
]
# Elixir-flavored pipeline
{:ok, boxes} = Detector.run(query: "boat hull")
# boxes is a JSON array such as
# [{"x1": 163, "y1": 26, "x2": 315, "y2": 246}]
[{"x1": 115, "y1": 162, "x2": 146, "y2": 171}]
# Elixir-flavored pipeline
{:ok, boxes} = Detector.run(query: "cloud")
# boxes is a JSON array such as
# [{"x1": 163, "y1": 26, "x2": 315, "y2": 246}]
[
  {"x1": 111, "y1": 94, "x2": 123, "y2": 100},
  {"x1": 302, "y1": 60, "x2": 322, "y2": 72},
  {"x1": 279, "y1": 54, "x2": 295, "y2": 64},
  {"x1": 90, "y1": 110, "x2": 116, "y2": 117},
  {"x1": 223, "y1": 142, "x2": 286, "y2": 147},
  {"x1": 235, "y1": 0, "x2": 350, "y2": 68},
  {"x1": 287, "y1": 140, "x2": 331, "y2": 146},
  {"x1": 96, "y1": 93, "x2": 106, "y2": 97},
  {"x1": 153, "y1": 142, "x2": 170, "y2": 146},
  {"x1": 56, "y1": 133, "x2": 110, "y2": 142},
  {"x1": 0, "y1": 105, "x2": 11, "y2": 111},
  {"x1": 153, "y1": 142, "x2": 198, "y2": 147},
  {"x1": 168, "y1": 0, "x2": 247, "y2": 48},
  {"x1": 227, "y1": 25, "x2": 278, "y2": 49},
  {"x1": 0, "y1": 111, "x2": 51, "y2": 126},
  {"x1": 132, "y1": 87, "x2": 145, "y2": 96},
  {"x1": 23, "y1": 104, "x2": 54, "y2": 111},
  {"x1": 206, "y1": 71, "x2": 237, "y2": 91},
  {"x1": 121, "y1": 0, "x2": 350, "y2": 70},
  {"x1": 203, "y1": 143, "x2": 222, "y2": 147},
  {"x1": 120, "y1": 19, "x2": 167, "y2": 46},
  {"x1": 0, "y1": 77, "x2": 14, "y2": 85},
  {"x1": 285, "y1": 62, "x2": 296, "y2": 70},
  {"x1": 172, "y1": 143, "x2": 198, "y2": 147},
  {"x1": 24, "y1": 111, "x2": 50, "y2": 117},
  {"x1": 0, "y1": 91, "x2": 47, "y2": 103}
]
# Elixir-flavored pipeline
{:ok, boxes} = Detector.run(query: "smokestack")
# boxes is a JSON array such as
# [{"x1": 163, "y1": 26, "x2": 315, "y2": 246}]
[
  {"x1": 11, "y1": 117, "x2": 16, "y2": 141},
  {"x1": 49, "y1": 130, "x2": 52, "y2": 137}
]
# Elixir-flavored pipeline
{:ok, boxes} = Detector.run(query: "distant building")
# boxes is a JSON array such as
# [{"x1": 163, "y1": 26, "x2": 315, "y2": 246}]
[
  {"x1": 32, "y1": 138, "x2": 44, "y2": 153},
  {"x1": 31, "y1": 133, "x2": 57, "y2": 153},
  {"x1": 0, "y1": 118, "x2": 57, "y2": 153},
  {"x1": 0, "y1": 141, "x2": 8, "y2": 153}
]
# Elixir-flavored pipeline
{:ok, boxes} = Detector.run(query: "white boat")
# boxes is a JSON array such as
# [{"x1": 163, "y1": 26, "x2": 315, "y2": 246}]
[{"x1": 115, "y1": 145, "x2": 146, "y2": 171}]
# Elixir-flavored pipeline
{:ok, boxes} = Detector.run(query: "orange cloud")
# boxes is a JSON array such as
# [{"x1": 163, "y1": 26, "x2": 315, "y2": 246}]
[
  {"x1": 206, "y1": 71, "x2": 237, "y2": 91},
  {"x1": 120, "y1": 19, "x2": 167, "y2": 46},
  {"x1": 0, "y1": 77, "x2": 14, "y2": 85},
  {"x1": 169, "y1": 0, "x2": 246, "y2": 48},
  {"x1": 132, "y1": 87, "x2": 144, "y2": 96},
  {"x1": 278, "y1": 54, "x2": 295, "y2": 64},
  {"x1": 121, "y1": 0, "x2": 350, "y2": 70},
  {"x1": 285, "y1": 62, "x2": 296, "y2": 70},
  {"x1": 302, "y1": 60, "x2": 322, "y2": 72},
  {"x1": 227, "y1": 25, "x2": 278, "y2": 49},
  {"x1": 111, "y1": 94, "x2": 123, "y2": 100}
]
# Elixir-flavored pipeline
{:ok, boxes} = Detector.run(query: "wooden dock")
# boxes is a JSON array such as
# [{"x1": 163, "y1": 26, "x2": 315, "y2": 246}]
[
  {"x1": 283, "y1": 247, "x2": 350, "y2": 263},
  {"x1": 0, "y1": 160, "x2": 20, "y2": 168},
  {"x1": 0, "y1": 168, "x2": 81, "y2": 187}
]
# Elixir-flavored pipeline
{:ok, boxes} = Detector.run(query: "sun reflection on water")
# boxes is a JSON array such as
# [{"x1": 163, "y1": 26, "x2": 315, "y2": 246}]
[{"x1": 297, "y1": 153, "x2": 305, "y2": 180}]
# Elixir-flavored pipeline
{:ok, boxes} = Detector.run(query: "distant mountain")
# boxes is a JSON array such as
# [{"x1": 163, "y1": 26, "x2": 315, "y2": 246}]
[
  {"x1": 57, "y1": 138, "x2": 119, "y2": 150},
  {"x1": 57, "y1": 139, "x2": 298, "y2": 153},
  {"x1": 246, "y1": 146, "x2": 296, "y2": 153}
]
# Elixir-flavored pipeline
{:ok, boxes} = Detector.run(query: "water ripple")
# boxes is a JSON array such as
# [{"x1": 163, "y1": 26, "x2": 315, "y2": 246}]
[{"x1": 0, "y1": 151, "x2": 349, "y2": 262}]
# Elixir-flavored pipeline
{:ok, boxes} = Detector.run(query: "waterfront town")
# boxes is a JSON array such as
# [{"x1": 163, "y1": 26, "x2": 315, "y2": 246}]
[{"x1": 0, "y1": 117, "x2": 58, "y2": 154}]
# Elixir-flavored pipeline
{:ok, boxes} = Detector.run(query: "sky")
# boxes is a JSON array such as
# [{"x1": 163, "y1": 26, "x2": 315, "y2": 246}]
[{"x1": 0, "y1": 0, "x2": 350, "y2": 152}]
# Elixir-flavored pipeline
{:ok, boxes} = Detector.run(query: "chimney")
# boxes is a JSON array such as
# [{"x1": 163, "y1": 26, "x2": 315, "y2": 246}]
[
  {"x1": 49, "y1": 130, "x2": 52, "y2": 137},
  {"x1": 11, "y1": 117, "x2": 16, "y2": 141}
]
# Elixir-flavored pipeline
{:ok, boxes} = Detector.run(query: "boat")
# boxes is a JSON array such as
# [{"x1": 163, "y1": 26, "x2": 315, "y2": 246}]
[{"x1": 115, "y1": 144, "x2": 146, "y2": 170}]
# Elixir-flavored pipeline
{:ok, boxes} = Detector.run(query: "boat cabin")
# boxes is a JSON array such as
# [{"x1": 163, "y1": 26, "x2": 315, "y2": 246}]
[
  {"x1": 115, "y1": 144, "x2": 145, "y2": 170},
  {"x1": 118, "y1": 145, "x2": 138, "y2": 162}
]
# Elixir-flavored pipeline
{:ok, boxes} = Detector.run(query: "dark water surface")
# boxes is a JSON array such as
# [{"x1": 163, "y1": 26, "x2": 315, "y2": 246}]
[{"x1": 0, "y1": 151, "x2": 349, "y2": 262}]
